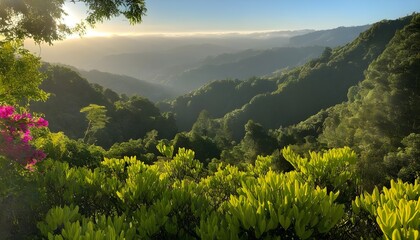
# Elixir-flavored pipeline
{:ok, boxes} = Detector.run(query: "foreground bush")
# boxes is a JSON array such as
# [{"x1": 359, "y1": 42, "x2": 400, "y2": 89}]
[
  {"x1": 353, "y1": 179, "x2": 420, "y2": 240},
  {"x1": 35, "y1": 147, "x2": 361, "y2": 239}
]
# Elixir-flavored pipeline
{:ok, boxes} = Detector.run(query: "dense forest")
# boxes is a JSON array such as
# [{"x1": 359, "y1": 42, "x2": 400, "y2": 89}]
[{"x1": 0, "y1": 1, "x2": 419, "y2": 238}]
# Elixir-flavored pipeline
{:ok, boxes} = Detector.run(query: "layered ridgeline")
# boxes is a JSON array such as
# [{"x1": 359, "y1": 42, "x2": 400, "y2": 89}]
[
  {"x1": 167, "y1": 23, "x2": 372, "y2": 94},
  {"x1": 222, "y1": 15, "x2": 413, "y2": 140},
  {"x1": 157, "y1": 25, "x2": 370, "y2": 94},
  {"x1": 31, "y1": 65, "x2": 177, "y2": 148},
  {"x1": 161, "y1": 16, "x2": 412, "y2": 139},
  {"x1": 168, "y1": 46, "x2": 325, "y2": 93}
]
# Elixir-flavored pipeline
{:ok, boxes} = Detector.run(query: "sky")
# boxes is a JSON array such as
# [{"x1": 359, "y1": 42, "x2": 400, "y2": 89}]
[{"x1": 64, "y1": 0, "x2": 420, "y2": 37}]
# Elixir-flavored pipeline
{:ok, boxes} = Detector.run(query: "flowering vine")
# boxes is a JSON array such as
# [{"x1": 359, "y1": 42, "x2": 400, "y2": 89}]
[{"x1": 0, "y1": 105, "x2": 48, "y2": 170}]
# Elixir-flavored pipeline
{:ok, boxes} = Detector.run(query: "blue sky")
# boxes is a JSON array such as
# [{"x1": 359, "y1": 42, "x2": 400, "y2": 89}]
[{"x1": 65, "y1": 0, "x2": 420, "y2": 36}]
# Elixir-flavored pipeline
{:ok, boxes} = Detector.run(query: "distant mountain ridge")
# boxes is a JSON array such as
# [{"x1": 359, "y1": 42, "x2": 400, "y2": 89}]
[
  {"x1": 97, "y1": 43, "x2": 237, "y2": 83},
  {"x1": 76, "y1": 69, "x2": 179, "y2": 102},
  {"x1": 162, "y1": 25, "x2": 371, "y2": 92},
  {"x1": 168, "y1": 46, "x2": 325, "y2": 93},
  {"x1": 289, "y1": 25, "x2": 371, "y2": 47}
]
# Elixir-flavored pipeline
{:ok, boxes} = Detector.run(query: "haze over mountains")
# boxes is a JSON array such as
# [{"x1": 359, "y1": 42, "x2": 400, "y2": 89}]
[{"x1": 25, "y1": 25, "x2": 369, "y2": 96}]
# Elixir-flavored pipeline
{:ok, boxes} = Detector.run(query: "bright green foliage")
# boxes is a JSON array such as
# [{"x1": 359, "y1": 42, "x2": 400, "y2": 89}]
[
  {"x1": 80, "y1": 104, "x2": 110, "y2": 145},
  {"x1": 34, "y1": 131, "x2": 105, "y2": 168},
  {"x1": 37, "y1": 205, "x2": 137, "y2": 240},
  {"x1": 234, "y1": 172, "x2": 344, "y2": 238},
  {"x1": 200, "y1": 171, "x2": 344, "y2": 239},
  {"x1": 282, "y1": 146, "x2": 358, "y2": 197},
  {"x1": 157, "y1": 141, "x2": 174, "y2": 158},
  {"x1": 37, "y1": 151, "x2": 210, "y2": 239},
  {"x1": 198, "y1": 211, "x2": 240, "y2": 239},
  {"x1": 37, "y1": 205, "x2": 81, "y2": 237},
  {"x1": 115, "y1": 158, "x2": 167, "y2": 207},
  {"x1": 37, "y1": 160, "x2": 113, "y2": 215},
  {"x1": 101, "y1": 157, "x2": 174, "y2": 238},
  {"x1": 34, "y1": 147, "x2": 350, "y2": 239},
  {"x1": 5, "y1": 143, "x2": 411, "y2": 239},
  {"x1": 353, "y1": 179, "x2": 420, "y2": 239},
  {"x1": 249, "y1": 155, "x2": 274, "y2": 176},
  {"x1": 199, "y1": 164, "x2": 252, "y2": 211},
  {"x1": 0, "y1": 41, "x2": 48, "y2": 106},
  {"x1": 163, "y1": 148, "x2": 203, "y2": 181},
  {"x1": 100, "y1": 156, "x2": 139, "y2": 181}
]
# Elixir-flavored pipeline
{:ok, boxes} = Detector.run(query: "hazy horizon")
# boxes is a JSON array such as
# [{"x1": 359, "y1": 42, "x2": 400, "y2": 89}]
[
  {"x1": 62, "y1": 0, "x2": 419, "y2": 38},
  {"x1": 23, "y1": 23, "x2": 369, "y2": 90}
]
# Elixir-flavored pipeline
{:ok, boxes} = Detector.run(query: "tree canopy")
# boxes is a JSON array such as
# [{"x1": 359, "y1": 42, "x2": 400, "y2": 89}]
[
  {"x1": 0, "y1": 41, "x2": 48, "y2": 105},
  {"x1": 80, "y1": 104, "x2": 110, "y2": 144},
  {"x1": 0, "y1": 0, "x2": 147, "y2": 44}
]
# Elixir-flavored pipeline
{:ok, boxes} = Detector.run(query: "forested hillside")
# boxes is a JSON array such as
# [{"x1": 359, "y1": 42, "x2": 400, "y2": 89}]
[
  {"x1": 158, "y1": 78, "x2": 278, "y2": 131},
  {"x1": 31, "y1": 65, "x2": 177, "y2": 148},
  {"x1": 271, "y1": 13, "x2": 420, "y2": 187},
  {"x1": 319, "y1": 14, "x2": 420, "y2": 185},
  {"x1": 223, "y1": 15, "x2": 412, "y2": 140}
]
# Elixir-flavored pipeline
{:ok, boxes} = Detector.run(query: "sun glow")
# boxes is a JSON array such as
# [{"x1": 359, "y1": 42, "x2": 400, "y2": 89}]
[{"x1": 62, "y1": 5, "x2": 80, "y2": 27}]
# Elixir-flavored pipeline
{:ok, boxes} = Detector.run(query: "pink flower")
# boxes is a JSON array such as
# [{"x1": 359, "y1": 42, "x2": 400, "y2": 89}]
[
  {"x1": 21, "y1": 113, "x2": 32, "y2": 119},
  {"x1": 0, "y1": 106, "x2": 14, "y2": 118},
  {"x1": 0, "y1": 105, "x2": 48, "y2": 170},
  {"x1": 12, "y1": 114, "x2": 23, "y2": 121},
  {"x1": 22, "y1": 132, "x2": 33, "y2": 143},
  {"x1": 36, "y1": 117, "x2": 49, "y2": 127}
]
